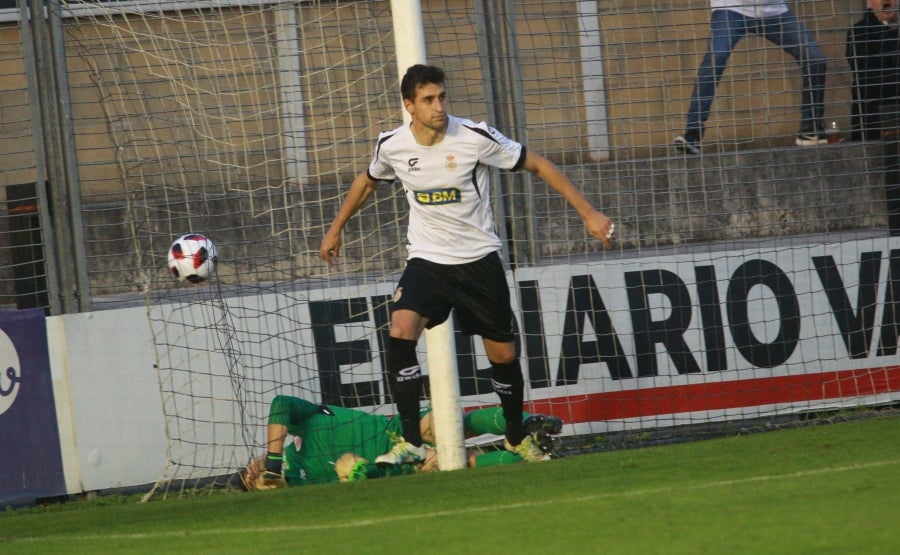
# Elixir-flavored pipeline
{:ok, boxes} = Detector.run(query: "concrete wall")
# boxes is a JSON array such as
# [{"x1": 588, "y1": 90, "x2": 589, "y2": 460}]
[
  {"x1": 48, "y1": 308, "x2": 168, "y2": 493},
  {"x1": 27, "y1": 140, "x2": 880, "y2": 304},
  {"x1": 0, "y1": 0, "x2": 869, "y2": 191},
  {"x1": 0, "y1": 0, "x2": 885, "y2": 305}
]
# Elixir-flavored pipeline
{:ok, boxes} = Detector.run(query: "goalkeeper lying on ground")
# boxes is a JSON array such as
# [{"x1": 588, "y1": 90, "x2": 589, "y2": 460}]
[{"x1": 240, "y1": 395, "x2": 562, "y2": 491}]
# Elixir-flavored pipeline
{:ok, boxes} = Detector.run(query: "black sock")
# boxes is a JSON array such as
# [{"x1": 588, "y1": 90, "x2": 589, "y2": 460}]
[
  {"x1": 491, "y1": 360, "x2": 526, "y2": 445},
  {"x1": 264, "y1": 452, "x2": 283, "y2": 473},
  {"x1": 388, "y1": 336, "x2": 424, "y2": 446}
]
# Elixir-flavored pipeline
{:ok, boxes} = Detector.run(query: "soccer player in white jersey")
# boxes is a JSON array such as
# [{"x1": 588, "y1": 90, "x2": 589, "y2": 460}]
[{"x1": 320, "y1": 64, "x2": 614, "y2": 464}]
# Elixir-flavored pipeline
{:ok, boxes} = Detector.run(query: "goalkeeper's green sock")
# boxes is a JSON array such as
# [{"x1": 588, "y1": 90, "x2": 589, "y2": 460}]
[
  {"x1": 463, "y1": 407, "x2": 505, "y2": 435},
  {"x1": 265, "y1": 452, "x2": 283, "y2": 473},
  {"x1": 463, "y1": 407, "x2": 531, "y2": 435},
  {"x1": 472, "y1": 450, "x2": 522, "y2": 467}
]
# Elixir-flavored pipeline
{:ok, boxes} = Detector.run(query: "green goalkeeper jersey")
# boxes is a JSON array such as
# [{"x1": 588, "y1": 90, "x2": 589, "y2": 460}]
[
  {"x1": 267, "y1": 395, "x2": 530, "y2": 484},
  {"x1": 268, "y1": 395, "x2": 402, "y2": 485}
]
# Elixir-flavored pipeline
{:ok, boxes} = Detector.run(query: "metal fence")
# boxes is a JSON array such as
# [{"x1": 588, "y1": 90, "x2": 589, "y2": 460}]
[{"x1": 0, "y1": 0, "x2": 887, "y2": 314}]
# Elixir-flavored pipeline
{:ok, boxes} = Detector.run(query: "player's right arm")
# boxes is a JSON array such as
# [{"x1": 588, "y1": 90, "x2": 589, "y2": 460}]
[{"x1": 320, "y1": 171, "x2": 381, "y2": 264}]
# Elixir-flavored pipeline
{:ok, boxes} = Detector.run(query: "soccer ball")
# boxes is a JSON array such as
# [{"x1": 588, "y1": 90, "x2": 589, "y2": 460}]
[{"x1": 167, "y1": 233, "x2": 217, "y2": 283}]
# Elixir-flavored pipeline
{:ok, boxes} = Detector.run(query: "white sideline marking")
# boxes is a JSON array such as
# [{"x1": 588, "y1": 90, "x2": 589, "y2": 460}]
[{"x1": 7, "y1": 458, "x2": 900, "y2": 544}]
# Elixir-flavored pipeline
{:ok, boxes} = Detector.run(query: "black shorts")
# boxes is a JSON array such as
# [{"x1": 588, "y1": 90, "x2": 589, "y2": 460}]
[{"x1": 391, "y1": 251, "x2": 516, "y2": 342}]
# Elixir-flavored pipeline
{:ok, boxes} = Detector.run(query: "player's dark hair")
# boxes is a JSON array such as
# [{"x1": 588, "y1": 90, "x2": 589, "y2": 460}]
[{"x1": 401, "y1": 64, "x2": 445, "y2": 101}]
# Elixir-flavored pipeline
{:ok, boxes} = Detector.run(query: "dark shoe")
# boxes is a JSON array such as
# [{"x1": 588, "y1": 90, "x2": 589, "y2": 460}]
[
  {"x1": 523, "y1": 414, "x2": 563, "y2": 454},
  {"x1": 524, "y1": 414, "x2": 563, "y2": 436}
]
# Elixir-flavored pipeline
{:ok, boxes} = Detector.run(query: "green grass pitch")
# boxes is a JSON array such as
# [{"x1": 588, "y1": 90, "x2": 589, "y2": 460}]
[{"x1": 2, "y1": 414, "x2": 898, "y2": 554}]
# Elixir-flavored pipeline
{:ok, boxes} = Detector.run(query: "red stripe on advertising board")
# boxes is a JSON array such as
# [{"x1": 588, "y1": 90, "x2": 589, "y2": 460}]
[{"x1": 523, "y1": 366, "x2": 900, "y2": 422}]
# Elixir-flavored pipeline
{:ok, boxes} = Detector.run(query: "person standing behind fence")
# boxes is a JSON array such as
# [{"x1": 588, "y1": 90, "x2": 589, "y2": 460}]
[
  {"x1": 846, "y1": 0, "x2": 900, "y2": 142},
  {"x1": 674, "y1": 1, "x2": 828, "y2": 155},
  {"x1": 320, "y1": 64, "x2": 614, "y2": 465}
]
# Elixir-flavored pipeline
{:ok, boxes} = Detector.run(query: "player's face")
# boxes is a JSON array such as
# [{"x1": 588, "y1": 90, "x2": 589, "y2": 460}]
[
  {"x1": 870, "y1": 0, "x2": 898, "y2": 23},
  {"x1": 406, "y1": 82, "x2": 448, "y2": 132}
]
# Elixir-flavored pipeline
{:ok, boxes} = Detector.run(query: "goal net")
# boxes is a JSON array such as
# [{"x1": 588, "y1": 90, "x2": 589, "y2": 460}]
[{"x1": 32, "y1": 0, "x2": 900, "y2": 491}]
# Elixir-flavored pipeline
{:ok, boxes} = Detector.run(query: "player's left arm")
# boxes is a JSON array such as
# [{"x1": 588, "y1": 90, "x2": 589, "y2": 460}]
[{"x1": 521, "y1": 150, "x2": 614, "y2": 248}]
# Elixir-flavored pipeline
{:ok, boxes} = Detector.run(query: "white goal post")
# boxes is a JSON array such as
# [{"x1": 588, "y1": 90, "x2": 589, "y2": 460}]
[{"x1": 391, "y1": 0, "x2": 467, "y2": 472}]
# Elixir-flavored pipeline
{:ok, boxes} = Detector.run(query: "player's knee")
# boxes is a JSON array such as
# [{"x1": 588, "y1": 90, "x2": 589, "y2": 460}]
[
  {"x1": 490, "y1": 352, "x2": 517, "y2": 365},
  {"x1": 711, "y1": 51, "x2": 731, "y2": 67},
  {"x1": 484, "y1": 339, "x2": 517, "y2": 365},
  {"x1": 389, "y1": 309, "x2": 425, "y2": 340}
]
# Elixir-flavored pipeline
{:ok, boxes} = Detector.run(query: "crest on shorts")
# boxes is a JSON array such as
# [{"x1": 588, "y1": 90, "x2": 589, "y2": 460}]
[
  {"x1": 445, "y1": 154, "x2": 457, "y2": 171},
  {"x1": 393, "y1": 286, "x2": 403, "y2": 303}
]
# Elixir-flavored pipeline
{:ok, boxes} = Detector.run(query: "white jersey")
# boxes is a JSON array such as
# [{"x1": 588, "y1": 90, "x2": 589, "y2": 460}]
[
  {"x1": 368, "y1": 115, "x2": 525, "y2": 265},
  {"x1": 710, "y1": 0, "x2": 789, "y2": 19}
]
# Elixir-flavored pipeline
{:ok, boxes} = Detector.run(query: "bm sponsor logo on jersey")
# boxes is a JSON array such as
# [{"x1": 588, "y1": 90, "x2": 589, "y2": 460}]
[{"x1": 415, "y1": 188, "x2": 461, "y2": 205}]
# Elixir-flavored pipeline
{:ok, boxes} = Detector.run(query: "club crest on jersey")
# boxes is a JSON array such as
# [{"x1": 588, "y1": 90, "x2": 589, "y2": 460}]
[
  {"x1": 445, "y1": 154, "x2": 457, "y2": 171},
  {"x1": 415, "y1": 188, "x2": 461, "y2": 205}
]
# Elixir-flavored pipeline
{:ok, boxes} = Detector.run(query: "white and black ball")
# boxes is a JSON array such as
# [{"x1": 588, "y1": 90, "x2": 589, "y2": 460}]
[{"x1": 167, "y1": 233, "x2": 217, "y2": 283}]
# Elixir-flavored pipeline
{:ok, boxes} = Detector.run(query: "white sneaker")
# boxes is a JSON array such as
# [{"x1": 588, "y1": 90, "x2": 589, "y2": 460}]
[
  {"x1": 374, "y1": 439, "x2": 427, "y2": 466},
  {"x1": 674, "y1": 135, "x2": 701, "y2": 155},
  {"x1": 796, "y1": 131, "x2": 827, "y2": 146}
]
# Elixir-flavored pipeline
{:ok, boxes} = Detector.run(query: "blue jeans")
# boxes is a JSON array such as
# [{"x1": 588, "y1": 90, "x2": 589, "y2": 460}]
[{"x1": 684, "y1": 9, "x2": 827, "y2": 138}]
